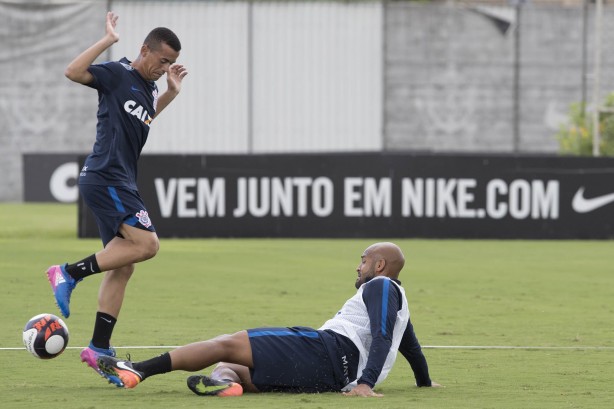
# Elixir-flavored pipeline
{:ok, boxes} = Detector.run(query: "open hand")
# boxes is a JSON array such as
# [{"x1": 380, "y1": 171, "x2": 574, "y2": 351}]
[
  {"x1": 166, "y1": 63, "x2": 188, "y2": 94},
  {"x1": 106, "y1": 11, "x2": 119, "y2": 43}
]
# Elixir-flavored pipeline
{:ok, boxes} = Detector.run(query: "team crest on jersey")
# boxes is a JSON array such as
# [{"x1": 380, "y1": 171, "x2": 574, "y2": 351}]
[{"x1": 135, "y1": 210, "x2": 152, "y2": 228}]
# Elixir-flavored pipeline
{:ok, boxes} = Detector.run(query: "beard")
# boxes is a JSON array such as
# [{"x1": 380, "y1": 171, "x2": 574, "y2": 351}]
[{"x1": 355, "y1": 266, "x2": 376, "y2": 289}]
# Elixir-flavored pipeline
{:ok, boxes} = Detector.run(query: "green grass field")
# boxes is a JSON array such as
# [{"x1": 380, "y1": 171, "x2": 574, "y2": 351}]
[{"x1": 1, "y1": 203, "x2": 613, "y2": 408}]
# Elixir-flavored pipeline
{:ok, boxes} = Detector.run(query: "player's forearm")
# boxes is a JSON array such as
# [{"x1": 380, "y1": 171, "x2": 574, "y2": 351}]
[
  {"x1": 398, "y1": 322, "x2": 432, "y2": 386},
  {"x1": 407, "y1": 351, "x2": 432, "y2": 386},
  {"x1": 153, "y1": 90, "x2": 179, "y2": 119},
  {"x1": 358, "y1": 336, "x2": 392, "y2": 387},
  {"x1": 399, "y1": 340, "x2": 432, "y2": 386},
  {"x1": 65, "y1": 35, "x2": 117, "y2": 84}
]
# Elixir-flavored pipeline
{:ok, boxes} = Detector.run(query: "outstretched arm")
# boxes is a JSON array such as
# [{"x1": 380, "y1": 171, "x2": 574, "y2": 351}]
[
  {"x1": 65, "y1": 12, "x2": 119, "y2": 84},
  {"x1": 398, "y1": 320, "x2": 441, "y2": 387},
  {"x1": 153, "y1": 63, "x2": 188, "y2": 119}
]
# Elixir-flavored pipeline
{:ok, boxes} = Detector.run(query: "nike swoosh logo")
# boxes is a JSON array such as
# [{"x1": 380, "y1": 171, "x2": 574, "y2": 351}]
[
  {"x1": 571, "y1": 187, "x2": 614, "y2": 213},
  {"x1": 117, "y1": 361, "x2": 139, "y2": 375},
  {"x1": 131, "y1": 85, "x2": 142, "y2": 93},
  {"x1": 100, "y1": 317, "x2": 112, "y2": 323}
]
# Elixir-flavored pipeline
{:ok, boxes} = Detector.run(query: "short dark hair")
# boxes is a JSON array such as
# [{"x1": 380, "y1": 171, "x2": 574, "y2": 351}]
[{"x1": 144, "y1": 27, "x2": 181, "y2": 52}]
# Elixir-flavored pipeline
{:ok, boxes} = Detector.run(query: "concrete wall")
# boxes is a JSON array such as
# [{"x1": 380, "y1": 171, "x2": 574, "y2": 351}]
[
  {"x1": 0, "y1": 1, "x2": 105, "y2": 202},
  {"x1": 385, "y1": 3, "x2": 614, "y2": 153}
]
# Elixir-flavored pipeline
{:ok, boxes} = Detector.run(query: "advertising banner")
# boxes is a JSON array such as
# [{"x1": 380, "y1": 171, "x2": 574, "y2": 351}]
[
  {"x1": 72, "y1": 153, "x2": 614, "y2": 239},
  {"x1": 23, "y1": 154, "x2": 80, "y2": 203}
]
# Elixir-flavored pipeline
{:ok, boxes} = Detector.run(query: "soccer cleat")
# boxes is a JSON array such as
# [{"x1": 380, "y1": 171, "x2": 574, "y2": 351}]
[
  {"x1": 81, "y1": 343, "x2": 116, "y2": 373},
  {"x1": 46, "y1": 264, "x2": 78, "y2": 318},
  {"x1": 186, "y1": 375, "x2": 243, "y2": 397},
  {"x1": 97, "y1": 355, "x2": 144, "y2": 389},
  {"x1": 81, "y1": 344, "x2": 120, "y2": 385}
]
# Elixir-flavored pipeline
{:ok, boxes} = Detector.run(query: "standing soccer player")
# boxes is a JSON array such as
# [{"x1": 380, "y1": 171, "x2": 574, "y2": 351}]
[{"x1": 46, "y1": 11, "x2": 188, "y2": 376}]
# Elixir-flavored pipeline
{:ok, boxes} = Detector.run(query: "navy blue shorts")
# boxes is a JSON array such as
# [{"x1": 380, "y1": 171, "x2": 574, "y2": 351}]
[
  {"x1": 247, "y1": 327, "x2": 358, "y2": 393},
  {"x1": 79, "y1": 184, "x2": 156, "y2": 246}
]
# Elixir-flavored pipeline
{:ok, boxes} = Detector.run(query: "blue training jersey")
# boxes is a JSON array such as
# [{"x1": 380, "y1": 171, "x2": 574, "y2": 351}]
[{"x1": 79, "y1": 57, "x2": 159, "y2": 190}]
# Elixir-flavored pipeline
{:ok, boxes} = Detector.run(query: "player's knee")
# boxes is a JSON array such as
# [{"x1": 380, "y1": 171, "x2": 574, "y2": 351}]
[
  {"x1": 211, "y1": 334, "x2": 238, "y2": 358},
  {"x1": 139, "y1": 235, "x2": 159, "y2": 260},
  {"x1": 217, "y1": 331, "x2": 251, "y2": 363}
]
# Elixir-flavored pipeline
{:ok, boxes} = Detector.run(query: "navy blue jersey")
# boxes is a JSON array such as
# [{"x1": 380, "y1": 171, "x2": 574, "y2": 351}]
[
  {"x1": 320, "y1": 276, "x2": 431, "y2": 389},
  {"x1": 357, "y1": 277, "x2": 402, "y2": 386},
  {"x1": 79, "y1": 57, "x2": 158, "y2": 189}
]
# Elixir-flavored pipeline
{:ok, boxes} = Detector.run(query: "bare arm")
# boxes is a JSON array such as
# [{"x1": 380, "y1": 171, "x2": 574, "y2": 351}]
[
  {"x1": 64, "y1": 12, "x2": 119, "y2": 84},
  {"x1": 153, "y1": 63, "x2": 188, "y2": 119}
]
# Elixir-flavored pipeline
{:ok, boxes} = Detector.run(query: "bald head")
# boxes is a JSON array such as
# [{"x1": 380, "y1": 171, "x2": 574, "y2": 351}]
[
  {"x1": 355, "y1": 242, "x2": 406, "y2": 288},
  {"x1": 365, "y1": 242, "x2": 405, "y2": 277}
]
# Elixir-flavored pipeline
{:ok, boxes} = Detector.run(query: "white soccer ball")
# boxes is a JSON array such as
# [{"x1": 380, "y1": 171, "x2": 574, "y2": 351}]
[{"x1": 23, "y1": 313, "x2": 69, "y2": 359}]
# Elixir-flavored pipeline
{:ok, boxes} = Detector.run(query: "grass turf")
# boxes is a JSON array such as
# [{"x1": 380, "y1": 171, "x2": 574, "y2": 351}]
[{"x1": 0, "y1": 203, "x2": 612, "y2": 408}]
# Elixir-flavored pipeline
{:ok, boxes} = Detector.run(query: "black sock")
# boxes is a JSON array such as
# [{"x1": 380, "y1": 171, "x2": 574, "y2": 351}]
[
  {"x1": 133, "y1": 352, "x2": 172, "y2": 380},
  {"x1": 65, "y1": 254, "x2": 101, "y2": 280},
  {"x1": 91, "y1": 312, "x2": 116, "y2": 350}
]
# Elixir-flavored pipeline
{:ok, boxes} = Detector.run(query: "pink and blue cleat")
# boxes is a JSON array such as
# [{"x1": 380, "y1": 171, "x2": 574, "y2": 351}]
[
  {"x1": 46, "y1": 264, "x2": 78, "y2": 318},
  {"x1": 81, "y1": 343, "x2": 122, "y2": 386}
]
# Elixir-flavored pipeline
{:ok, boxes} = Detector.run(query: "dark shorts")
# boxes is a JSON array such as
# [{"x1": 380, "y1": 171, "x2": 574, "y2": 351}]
[
  {"x1": 247, "y1": 326, "x2": 358, "y2": 393},
  {"x1": 79, "y1": 184, "x2": 156, "y2": 246}
]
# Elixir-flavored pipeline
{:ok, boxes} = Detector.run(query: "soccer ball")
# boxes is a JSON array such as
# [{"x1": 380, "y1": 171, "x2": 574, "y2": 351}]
[{"x1": 23, "y1": 313, "x2": 69, "y2": 359}]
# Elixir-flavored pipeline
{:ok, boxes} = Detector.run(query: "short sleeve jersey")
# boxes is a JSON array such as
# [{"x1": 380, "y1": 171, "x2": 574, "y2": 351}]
[{"x1": 79, "y1": 57, "x2": 159, "y2": 190}]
